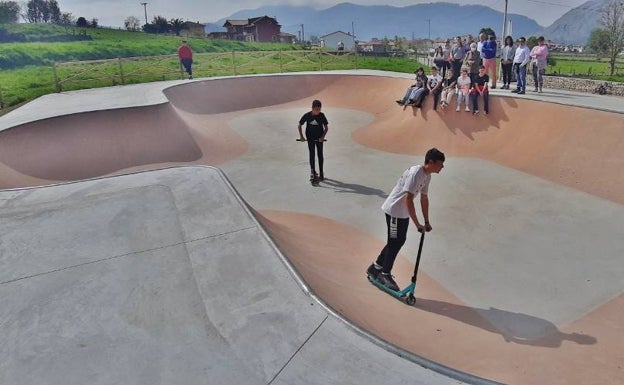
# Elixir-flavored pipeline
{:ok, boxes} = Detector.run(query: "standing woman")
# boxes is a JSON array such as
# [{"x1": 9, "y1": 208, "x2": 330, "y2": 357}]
[
  {"x1": 530, "y1": 36, "x2": 549, "y2": 93},
  {"x1": 500, "y1": 36, "x2": 515, "y2": 89},
  {"x1": 443, "y1": 39, "x2": 452, "y2": 80},
  {"x1": 433, "y1": 46, "x2": 446, "y2": 76}
]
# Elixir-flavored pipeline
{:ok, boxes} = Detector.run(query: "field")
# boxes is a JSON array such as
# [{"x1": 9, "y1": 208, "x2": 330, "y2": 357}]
[
  {"x1": 548, "y1": 53, "x2": 624, "y2": 81},
  {"x1": 1, "y1": 24, "x2": 623, "y2": 112}
]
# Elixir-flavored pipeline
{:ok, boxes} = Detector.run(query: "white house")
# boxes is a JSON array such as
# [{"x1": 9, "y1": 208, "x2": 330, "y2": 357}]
[{"x1": 319, "y1": 31, "x2": 355, "y2": 51}]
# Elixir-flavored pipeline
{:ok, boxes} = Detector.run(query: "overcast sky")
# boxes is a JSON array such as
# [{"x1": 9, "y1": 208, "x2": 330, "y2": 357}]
[{"x1": 59, "y1": 0, "x2": 589, "y2": 29}]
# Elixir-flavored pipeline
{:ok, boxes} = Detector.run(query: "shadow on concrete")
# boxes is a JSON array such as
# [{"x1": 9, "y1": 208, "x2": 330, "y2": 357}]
[
  {"x1": 417, "y1": 298, "x2": 597, "y2": 348},
  {"x1": 320, "y1": 178, "x2": 387, "y2": 198}
]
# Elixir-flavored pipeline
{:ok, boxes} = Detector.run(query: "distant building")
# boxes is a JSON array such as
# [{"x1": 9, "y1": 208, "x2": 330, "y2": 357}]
[
  {"x1": 279, "y1": 32, "x2": 297, "y2": 44},
  {"x1": 319, "y1": 31, "x2": 355, "y2": 50},
  {"x1": 357, "y1": 40, "x2": 386, "y2": 54},
  {"x1": 223, "y1": 16, "x2": 282, "y2": 43},
  {"x1": 180, "y1": 21, "x2": 206, "y2": 37}
]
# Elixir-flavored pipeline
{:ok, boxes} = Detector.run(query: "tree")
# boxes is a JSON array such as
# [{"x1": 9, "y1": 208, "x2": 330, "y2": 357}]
[
  {"x1": 170, "y1": 18, "x2": 185, "y2": 36},
  {"x1": 599, "y1": 0, "x2": 624, "y2": 76},
  {"x1": 24, "y1": 0, "x2": 46, "y2": 22},
  {"x1": 588, "y1": 28, "x2": 611, "y2": 59},
  {"x1": 76, "y1": 16, "x2": 87, "y2": 28},
  {"x1": 0, "y1": 1, "x2": 20, "y2": 23},
  {"x1": 124, "y1": 15, "x2": 141, "y2": 31},
  {"x1": 527, "y1": 36, "x2": 539, "y2": 49},
  {"x1": 89, "y1": 17, "x2": 98, "y2": 28},
  {"x1": 24, "y1": 0, "x2": 60, "y2": 23},
  {"x1": 48, "y1": 0, "x2": 60, "y2": 23},
  {"x1": 152, "y1": 15, "x2": 170, "y2": 34}
]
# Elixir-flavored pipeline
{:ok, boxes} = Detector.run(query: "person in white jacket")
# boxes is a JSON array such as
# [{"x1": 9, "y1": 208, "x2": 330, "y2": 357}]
[{"x1": 511, "y1": 37, "x2": 531, "y2": 94}]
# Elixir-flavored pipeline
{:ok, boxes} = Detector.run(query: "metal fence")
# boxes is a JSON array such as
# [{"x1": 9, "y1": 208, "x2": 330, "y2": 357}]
[{"x1": 53, "y1": 50, "x2": 358, "y2": 92}]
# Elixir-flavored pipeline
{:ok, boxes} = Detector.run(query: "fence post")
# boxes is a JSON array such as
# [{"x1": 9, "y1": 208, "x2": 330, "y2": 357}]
[
  {"x1": 318, "y1": 50, "x2": 323, "y2": 71},
  {"x1": 232, "y1": 51, "x2": 237, "y2": 75},
  {"x1": 354, "y1": 49, "x2": 358, "y2": 70},
  {"x1": 118, "y1": 57, "x2": 125, "y2": 85},
  {"x1": 279, "y1": 50, "x2": 283, "y2": 73},
  {"x1": 53, "y1": 62, "x2": 61, "y2": 92},
  {"x1": 0, "y1": 85, "x2": 4, "y2": 109}
]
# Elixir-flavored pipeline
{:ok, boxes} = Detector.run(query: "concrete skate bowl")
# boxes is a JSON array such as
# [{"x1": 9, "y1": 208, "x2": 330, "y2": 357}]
[{"x1": 1, "y1": 73, "x2": 624, "y2": 385}]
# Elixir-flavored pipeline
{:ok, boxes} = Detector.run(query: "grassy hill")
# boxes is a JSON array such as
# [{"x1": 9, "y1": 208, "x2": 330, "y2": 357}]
[
  {"x1": 0, "y1": 23, "x2": 299, "y2": 109},
  {"x1": 0, "y1": 23, "x2": 296, "y2": 69}
]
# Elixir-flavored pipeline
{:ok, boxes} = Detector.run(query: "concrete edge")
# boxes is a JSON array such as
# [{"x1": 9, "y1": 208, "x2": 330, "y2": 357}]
[{"x1": 2, "y1": 70, "x2": 620, "y2": 132}]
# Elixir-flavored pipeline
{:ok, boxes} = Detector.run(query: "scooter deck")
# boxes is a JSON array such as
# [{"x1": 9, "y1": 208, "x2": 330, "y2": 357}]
[{"x1": 367, "y1": 274, "x2": 416, "y2": 305}]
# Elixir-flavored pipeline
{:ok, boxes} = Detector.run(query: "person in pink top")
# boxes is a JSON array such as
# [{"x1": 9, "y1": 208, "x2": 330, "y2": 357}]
[
  {"x1": 178, "y1": 41, "x2": 193, "y2": 79},
  {"x1": 530, "y1": 36, "x2": 549, "y2": 93},
  {"x1": 455, "y1": 67, "x2": 471, "y2": 112}
]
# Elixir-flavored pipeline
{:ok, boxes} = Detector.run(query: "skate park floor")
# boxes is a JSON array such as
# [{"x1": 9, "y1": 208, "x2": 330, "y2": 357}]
[{"x1": 1, "y1": 70, "x2": 623, "y2": 385}]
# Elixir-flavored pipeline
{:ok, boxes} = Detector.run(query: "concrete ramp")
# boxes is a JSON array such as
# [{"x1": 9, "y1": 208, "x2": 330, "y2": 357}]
[{"x1": 0, "y1": 166, "x2": 468, "y2": 385}]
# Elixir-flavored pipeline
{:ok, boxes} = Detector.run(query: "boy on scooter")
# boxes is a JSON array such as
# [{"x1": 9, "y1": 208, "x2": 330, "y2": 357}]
[
  {"x1": 367, "y1": 148, "x2": 445, "y2": 291},
  {"x1": 298, "y1": 100, "x2": 329, "y2": 182}
]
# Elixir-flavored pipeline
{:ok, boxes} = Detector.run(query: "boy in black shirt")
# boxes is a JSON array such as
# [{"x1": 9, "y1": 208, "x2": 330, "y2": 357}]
[
  {"x1": 470, "y1": 66, "x2": 490, "y2": 115},
  {"x1": 298, "y1": 100, "x2": 329, "y2": 181}
]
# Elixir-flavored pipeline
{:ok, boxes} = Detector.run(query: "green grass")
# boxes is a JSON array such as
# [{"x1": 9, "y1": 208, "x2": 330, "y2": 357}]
[{"x1": 548, "y1": 53, "x2": 624, "y2": 82}]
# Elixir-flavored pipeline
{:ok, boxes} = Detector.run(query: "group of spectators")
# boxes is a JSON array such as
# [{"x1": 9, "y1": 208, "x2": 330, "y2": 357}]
[{"x1": 397, "y1": 32, "x2": 550, "y2": 115}]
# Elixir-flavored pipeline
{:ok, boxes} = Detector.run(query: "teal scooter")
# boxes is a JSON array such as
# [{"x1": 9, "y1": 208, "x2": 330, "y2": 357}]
[{"x1": 368, "y1": 231, "x2": 426, "y2": 306}]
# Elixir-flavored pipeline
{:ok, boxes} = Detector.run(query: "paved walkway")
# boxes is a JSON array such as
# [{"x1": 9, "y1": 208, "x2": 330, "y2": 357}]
[{"x1": 1, "y1": 71, "x2": 622, "y2": 385}]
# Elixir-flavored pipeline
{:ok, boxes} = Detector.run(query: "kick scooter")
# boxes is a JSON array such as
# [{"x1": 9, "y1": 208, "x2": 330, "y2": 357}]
[
  {"x1": 368, "y1": 230, "x2": 426, "y2": 306},
  {"x1": 296, "y1": 138, "x2": 327, "y2": 186}
]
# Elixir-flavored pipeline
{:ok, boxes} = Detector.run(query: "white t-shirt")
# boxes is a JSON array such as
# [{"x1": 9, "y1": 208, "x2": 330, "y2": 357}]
[
  {"x1": 428, "y1": 74, "x2": 443, "y2": 89},
  {"x1": 381, "y1": 165, "x2": 431, "y2": 218}
]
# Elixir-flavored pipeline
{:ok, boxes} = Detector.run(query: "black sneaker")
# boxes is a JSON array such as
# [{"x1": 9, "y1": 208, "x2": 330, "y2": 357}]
[
  {"x1": 319, "y1": 173, "x2": 325, "y2": 181},
  {"x1": 378, "y1": 273, "x2": 400, "y2": 291},
  {"x1": 366, "y1": 264, "x2": 381, "y2": 280}
]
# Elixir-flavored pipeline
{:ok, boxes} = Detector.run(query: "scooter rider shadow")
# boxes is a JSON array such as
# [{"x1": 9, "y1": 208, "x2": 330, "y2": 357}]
[{"x1": 416, "y1": 298, "x2": 597, "y2": 348}]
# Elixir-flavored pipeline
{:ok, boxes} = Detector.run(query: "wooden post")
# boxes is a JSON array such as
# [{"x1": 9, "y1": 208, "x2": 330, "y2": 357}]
[
  {"x1": 118, "y1": 57, "x2": 125, "y2": 85},
  {"x1": 318, "y1": 50, "x2": 323, "y2": 71},
  {"x1": 279, "y1": 50, "x2": 283, "y2": 73},
  {"x1": 53, "y1": 62, "x2": 61, "y2": 92},
  {"x1": 232, "y1": 51, "x2": 237, "y2": 75}
]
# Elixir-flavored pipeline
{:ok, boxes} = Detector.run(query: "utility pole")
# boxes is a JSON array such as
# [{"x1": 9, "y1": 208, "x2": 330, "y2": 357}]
[
  {"x1": 140, "y1": 2, "x2": 149, "y2": 25},
  {"x1": 426, "y1": 18, "x2": 431, "y2": 41},
  {"x1": 501, "y1": 0, "x2": 508, "y2": 40}
]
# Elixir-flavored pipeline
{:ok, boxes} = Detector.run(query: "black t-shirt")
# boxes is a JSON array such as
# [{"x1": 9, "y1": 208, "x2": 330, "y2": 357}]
[
  {"x1": 474, "y1": 74, "x2": 489, "y2": 87},
  {"x1": 299, "y1": 111, "x2": 328, "y2": 138}
]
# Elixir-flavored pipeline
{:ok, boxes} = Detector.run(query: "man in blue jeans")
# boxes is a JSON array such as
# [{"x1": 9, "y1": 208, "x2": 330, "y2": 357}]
[
  {"x1": 367, "y1": 148, "x2": 445, "y2": 291},
  {"x1": 511, "y1": 37, "x2": 531, "y2": 94}
]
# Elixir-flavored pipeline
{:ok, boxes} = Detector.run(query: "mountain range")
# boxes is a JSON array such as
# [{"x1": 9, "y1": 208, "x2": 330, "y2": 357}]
[{"x1": 206, "y1": 1, "x2": 610, "y2": 45}]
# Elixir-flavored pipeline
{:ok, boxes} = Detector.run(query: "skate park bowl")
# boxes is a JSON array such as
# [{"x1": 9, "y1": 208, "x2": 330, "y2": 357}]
[{"x1": 1, "y1": 72, "x2": 623, "y2": 385}]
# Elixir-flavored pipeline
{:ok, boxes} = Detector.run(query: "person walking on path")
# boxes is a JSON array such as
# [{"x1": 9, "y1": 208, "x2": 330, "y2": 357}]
[
  {"x1": 178, "y1": 41, "x2": 194, "y2": 79},
  {"x1": 500, "y1": 36, "x2": 516, "y2": 89},
  {"x1": 367, "y1": 148, "x2": 446, "y2": 291},
  {"x1": 481, "y1": 34, "x2": 498, "y2": 88},
  {"x1": 298, "y1": 100, "x2": 329, "y2": 182},
  {"x1": 530, "y1": 36, "x2": 549, "y2": 93},
  {"x1": 511, "y1": 37, "x2": 531, "y2": 94}
]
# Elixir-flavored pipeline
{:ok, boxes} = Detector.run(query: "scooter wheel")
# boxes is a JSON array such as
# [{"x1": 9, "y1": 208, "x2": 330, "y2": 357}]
[{"x1": 406, "y1": 295, "x2": 416, "y2": 306}]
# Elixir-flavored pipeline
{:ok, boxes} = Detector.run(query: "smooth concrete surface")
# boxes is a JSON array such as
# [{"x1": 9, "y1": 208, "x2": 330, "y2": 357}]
[
  {"x1": 1, "y1": 71, "x2": 623, "y2": 385},
  {"x1": 0, "y1": 167, "x2": 468, "y2": 385}
]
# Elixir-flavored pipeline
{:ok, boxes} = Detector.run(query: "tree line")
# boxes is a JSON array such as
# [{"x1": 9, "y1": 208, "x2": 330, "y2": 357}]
[{"x1": 0, "y1": 0, "x2": 97, "y2": 28}]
